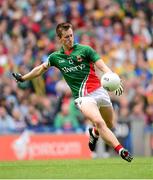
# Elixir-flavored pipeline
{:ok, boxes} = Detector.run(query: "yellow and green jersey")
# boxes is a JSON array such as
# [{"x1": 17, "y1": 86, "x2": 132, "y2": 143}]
[{"x1": 47, "y1": 43, "x2": 101, "y2": 99}]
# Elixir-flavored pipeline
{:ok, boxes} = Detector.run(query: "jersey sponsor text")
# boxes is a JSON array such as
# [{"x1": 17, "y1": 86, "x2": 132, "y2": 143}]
[{"x1": 62, "y1": 64, "x2": 86, "y2": 73}]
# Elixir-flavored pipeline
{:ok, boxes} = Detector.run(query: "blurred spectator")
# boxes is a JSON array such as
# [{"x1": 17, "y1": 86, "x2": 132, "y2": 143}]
[
  {"x1": 25, "y1": 105, "x2": 44, "y2": 132},
  {"x1": 145, "y1": 105, "x2": 153, "y2": 127},
  {"x1": 0, "y1": 106, "x2": 15, "y2": 134},
  {"x1": 54, "y1": 103, "x2": 81, "y2": 133},
  {"x1": 11, "y1": 107, "x2": 27, "y2": 133}
]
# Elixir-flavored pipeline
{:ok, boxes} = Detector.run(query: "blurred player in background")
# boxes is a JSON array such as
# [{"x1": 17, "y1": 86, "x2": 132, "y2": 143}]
[{"x1": 12, "y1": 22, "x2": 133, "y2": 162}]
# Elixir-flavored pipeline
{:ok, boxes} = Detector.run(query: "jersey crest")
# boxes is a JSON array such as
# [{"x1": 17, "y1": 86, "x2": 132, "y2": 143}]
[{"x1": 76, "y1": 55, "x2": 83, "y2": 62}]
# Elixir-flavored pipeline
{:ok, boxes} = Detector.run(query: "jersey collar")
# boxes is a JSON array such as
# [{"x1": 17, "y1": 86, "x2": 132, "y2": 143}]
[{"x1": 60, "y1": 43, "x2": 78, "y2": 54}]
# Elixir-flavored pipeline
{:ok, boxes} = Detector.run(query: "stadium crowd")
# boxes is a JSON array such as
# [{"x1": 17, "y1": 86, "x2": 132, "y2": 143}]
[{"x1": 0, "y1": 0, "x2": 153, "y2": 143}]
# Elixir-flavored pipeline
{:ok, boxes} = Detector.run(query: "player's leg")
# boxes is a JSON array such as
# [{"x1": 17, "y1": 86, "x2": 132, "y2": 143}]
[
  {"x1": 80, "y1": 100, "x2": 120, "y2": 146},
  {"x1": 99, "y1": 106, "x2": 115, "y2": 156},
  {"x1": 88, "y1": 88, "x2": 115, "y2": 151},
  {"x1": 99, "y1": 106, "x2": 115, "y2": 129},
  {"x1": 94, "y1": 105, "x2": 132, "y2": 162},
  {"x1": 75, "y1": 98, "x2": 133, "y2": 162},
  {"x1": 88, "y1": 106, "x2": 114, "y2": 152}
]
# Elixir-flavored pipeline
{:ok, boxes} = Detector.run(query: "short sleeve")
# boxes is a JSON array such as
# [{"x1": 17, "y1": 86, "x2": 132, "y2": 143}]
[
  {"x1": 47, "y1": 53, "x2": 56, "y2": 67},
  {"x1": 86, "y1": 46, "x2": 100, "y2": 62}
]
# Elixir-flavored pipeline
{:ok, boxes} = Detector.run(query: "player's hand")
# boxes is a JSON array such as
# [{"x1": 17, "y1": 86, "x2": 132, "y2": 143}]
[
  {"x1": 12, "y1": 73, "x2": 24, "y2": 82},
  {"x1": 115, "y1": 82, "x2": 123, "y2": 96}
]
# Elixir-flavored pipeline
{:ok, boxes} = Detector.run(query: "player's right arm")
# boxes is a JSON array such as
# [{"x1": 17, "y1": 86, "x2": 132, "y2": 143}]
[{"x1": 12, "y1": 62, "x2": 49, "y2": 82}]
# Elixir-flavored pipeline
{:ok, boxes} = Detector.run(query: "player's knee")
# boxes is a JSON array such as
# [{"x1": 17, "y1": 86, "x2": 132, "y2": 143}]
[{"x1": 94, "y1": 119, "x2": 107, "y2": 130}]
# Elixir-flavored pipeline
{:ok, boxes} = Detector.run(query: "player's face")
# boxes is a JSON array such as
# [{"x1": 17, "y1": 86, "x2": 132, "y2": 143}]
[{"x1": 60, "y1": 28, "x2": 74, "y2": 50}]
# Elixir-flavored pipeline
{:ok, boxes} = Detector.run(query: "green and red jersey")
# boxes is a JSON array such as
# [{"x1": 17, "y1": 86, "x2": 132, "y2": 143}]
[{"x1": 47, "y1": 43, "x2": 101, "y2": 99}]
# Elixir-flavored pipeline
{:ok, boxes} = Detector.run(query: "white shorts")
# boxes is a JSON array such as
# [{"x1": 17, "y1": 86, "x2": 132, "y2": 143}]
[{"x1": 75, "y1": 87, "x2": 112, "y2": 109}]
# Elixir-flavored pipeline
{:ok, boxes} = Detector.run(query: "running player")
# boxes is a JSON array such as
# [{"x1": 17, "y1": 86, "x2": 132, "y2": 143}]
[{"x1": 12, "y1": 22, "x2": 133, "y2": 162}]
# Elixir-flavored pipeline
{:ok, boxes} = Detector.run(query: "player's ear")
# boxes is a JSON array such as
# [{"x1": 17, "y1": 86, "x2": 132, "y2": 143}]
[{"x1": 57, "y1": 36, "x2": 62, "y2": 43}]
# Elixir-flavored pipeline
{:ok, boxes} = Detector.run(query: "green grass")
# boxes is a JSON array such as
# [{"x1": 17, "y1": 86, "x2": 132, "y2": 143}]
[{"x1": 0, "y1": 157, "x2": 153, "y2": 179}]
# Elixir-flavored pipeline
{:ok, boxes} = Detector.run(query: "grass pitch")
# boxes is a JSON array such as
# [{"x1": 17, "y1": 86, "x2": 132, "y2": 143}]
[{"x1": 0, "y1": 157, "x2": 153, "y2": 179}]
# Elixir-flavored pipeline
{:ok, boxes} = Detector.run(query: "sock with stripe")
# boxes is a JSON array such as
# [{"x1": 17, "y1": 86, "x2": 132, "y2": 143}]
[{"x1": 114, "y1": 144, "x2": 124, "y2": 155}]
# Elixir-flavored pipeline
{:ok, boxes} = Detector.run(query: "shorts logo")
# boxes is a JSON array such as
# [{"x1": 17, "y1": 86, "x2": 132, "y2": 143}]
[{"x1": 74, "y1": 99, "x2": 82, "y2": 109}]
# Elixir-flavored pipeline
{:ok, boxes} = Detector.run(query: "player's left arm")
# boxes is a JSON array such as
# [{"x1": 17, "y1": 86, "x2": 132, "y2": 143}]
[
  {"x1": 94, "y1": 59, "x2": 112, "y2": 73},
  {"x1": 86, "y1": 46, "x2": 123, "y2": 95},
  {"x1": 95, "y1": 59, "x2": 123, "y2": 96}
]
